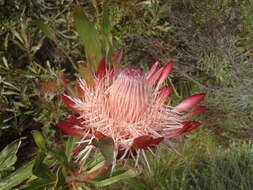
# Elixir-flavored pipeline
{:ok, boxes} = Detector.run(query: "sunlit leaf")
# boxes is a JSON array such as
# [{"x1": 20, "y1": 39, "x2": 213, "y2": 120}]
[
  {"x1": 0, "y1": 161, "x2": 34, "y2": 190},
  {"x1": 87, "y1": 160, "x2": 105, "y2": 174},
  {"x1": 87, "y1": 155, "x2": 104, "y2": 170},
  {"x1": 0, "y1": 138, "x2": 22, "y2": 172},
  {"x1": 31, "y1": 130, "x2": 47, "y2": 151},
  {"x1": 90, "y1": 169, "x2": 138, "y2": 187}
]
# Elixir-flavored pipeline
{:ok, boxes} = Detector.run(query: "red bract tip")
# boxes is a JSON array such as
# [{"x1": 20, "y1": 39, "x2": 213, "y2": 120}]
[
  {"x1": 156, "y1": 61, "x2": 174, "y2": 89},
  {"x1": 131, "y1": 136, "x2": 164, "y2": 150},
  {"x1": 72, "y1": 145, "x2": 85, "y2": 155},
  {"x1": 165, "y1": 121, "x2": 201, "y2": 138},
  {"x1": 61, "y1": 94, "x2": 82, "y2": 114},
  {"x1": 57, "y1": 121, "x2": 87, "y2": 136},
  {"x1": 147, "y1": 61, "x2": 160, "y2": 79},
  {"x1": 131, "y1": 135, "x2": 153, "y2": 149},
  {"x1": 148, "y1": 67, "x2": 164, "y2": 86},
  {"x1": 158, "y1": 85, "x2": 172, "y2": 103},
  {"x1": 67, "y1": 115, "x2": 85, "y2": 126},
  {"x1": 181, "y1": 121, "x2": 201, "y2": 133},
  {"x1": 76, "y1": 83, "x2": 85, "y2": 99},
  {"x1": 96, "y1": 58, "x2": 106, "y2": 79},
  {"x1": 150, "y1": 137, "x2": 164, "y2": 146},
  {"x1": 174, "y1": 94, "x2": 206, "y2": 112},
  {"x1": 180, "y1": 106, "x2": 207, "y2": 119},
  {"x1": 94, "y1": 131, "x2": 107, "y2": 139}
]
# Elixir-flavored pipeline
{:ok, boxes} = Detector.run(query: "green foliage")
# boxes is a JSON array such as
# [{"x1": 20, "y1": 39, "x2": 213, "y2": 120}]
[
  {"x1": 0, "y1": 139, "x2": 34, "y2": 190},
  {"x1": 19, "y1": 131, "x2": 138, "y2": 189},
  {"x1": 0, "y1": 161, "x2": 34, "y2": 190},
  {"x1": 0, "y1": 139, "x2": 22, "y2": 178}
]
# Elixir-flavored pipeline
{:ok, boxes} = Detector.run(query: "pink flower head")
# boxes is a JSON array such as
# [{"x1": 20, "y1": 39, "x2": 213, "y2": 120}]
[{"x1": 58, "y1": 53, "x2": 206, "y2": 162}]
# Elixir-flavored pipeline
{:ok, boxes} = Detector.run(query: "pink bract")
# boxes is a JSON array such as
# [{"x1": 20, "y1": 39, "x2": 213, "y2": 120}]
[{"x1": 57, "y1": 53, "x2": 206, "y2": 160}]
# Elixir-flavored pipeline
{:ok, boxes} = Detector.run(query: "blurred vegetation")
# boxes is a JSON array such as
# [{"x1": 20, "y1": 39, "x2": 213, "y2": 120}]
[{"x1": 0, "y1": 0, "x2": 253, "y2": 189}]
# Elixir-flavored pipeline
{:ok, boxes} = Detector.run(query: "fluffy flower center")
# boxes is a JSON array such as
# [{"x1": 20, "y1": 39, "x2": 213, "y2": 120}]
[{"x1": 106, "y1": 68, "x2": 151, "y2": 123}]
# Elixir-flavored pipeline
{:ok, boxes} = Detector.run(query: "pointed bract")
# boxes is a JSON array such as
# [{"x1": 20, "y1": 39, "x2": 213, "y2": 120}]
[
  {"x1": 158, "y1": 85, "x2": 172, "y2": 103},
  {"x1": 147, "y1": 61, "x2": 160, "y2": 79},
  {"x1": 76, "y1": 83, "x2": 85, "y2": 99},
  {"x1": 174, "y1": 94, "x2": 205, "y2": 112},
  {"x1": 181, "y1": 121, "x2": 201, "y2": 133},
  {"x1": 148, "y1": 67, "x2": 164, "y2": 86},
  {"x1": 156, "y1": 61, "x2": 174, "y2": 89},
  {"x1": 61, "y1": 94, "x2": 82, "y2": 114},
  {"x1": 132, "y1": 136, "x2": 154, "y2": 149},
  {"x1": 180, "y1": 106, "x2": 207, "y2": 119},
  {"x1": 57, "y1": 121, "x2": 87, "y2": 136},
  {"x1": 96, "y1": 58, "x2": 106, "y2": 79}
]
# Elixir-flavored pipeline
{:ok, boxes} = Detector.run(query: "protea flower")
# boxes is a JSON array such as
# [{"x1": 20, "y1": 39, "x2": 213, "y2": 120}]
[{"x1": 57, "y1": 52, "x2": 206, "y2": 167}]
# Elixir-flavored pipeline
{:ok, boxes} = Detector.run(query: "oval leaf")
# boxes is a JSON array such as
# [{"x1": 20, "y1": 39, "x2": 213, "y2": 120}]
[
  {"x1": 0, "y1": 161, "x2": 34, "y2": 190},
  {"x1": 73, "y1": 5, "x2": 102, "y2": 70},
  {"x1": 31, "y1": 131, "x2": 47, "y2": 151},
  {"x1": 32, "y1": 153, "x2": 55, "y2": 180},
  {"x1": 0, "y1": 138, "x2": 23, "y2": 171}
]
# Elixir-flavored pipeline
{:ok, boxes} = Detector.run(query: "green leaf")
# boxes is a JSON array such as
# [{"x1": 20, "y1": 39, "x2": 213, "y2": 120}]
[
  {"x1": 29, "y1": 20, "x2": 57, "y2": 42},
  {"x1": 73, "y1": 5, "x2": 102, "y2": 70},
  {"x1": 11, "y1": 30, "x2": 24, "y2": 43},
  {"x1": 20, "y1": 178, "x2": 55, "y2": 190},
  {"x1": 93, "y1": 138, "x2": 114, "y2": 162},
  {"x1": 48, "y1": 149, "x2": 69, "y2": 169},
  {"x1": 31, "y1": 130, "x2": 47, "y2": 151},
  {"x1": 32, "y1": 153, "x2": 55, "y2": 180},
  {"x1": 87, "y1": 160, "x2": 105, "y2": 174},
  {"x1": 0, "y1": 138, "x2": 22, "y2": 172},
  {"x1": 101, "y1": 3, "x2": 114, "y2": 59},
  {"x1": 4, "y1": 33, "x2": 9, "y2": 50},
  {"x1": 54, "y1": 167, "x2": 65, "y2": 189},
  {"x1": 101, "y1": 3, "x2": 111, "y2": 36},
  {"x1": 87, "y1": 155, "x2": 104, "y2": 169},
  {"x1": 0, "y1": 161, "x2": 34, "y2": 190},
  {"x1": 65, "y1": 136, "x2": 75, "y2": 162},
  {"x1": 90, "y1": 169, "x2": 138, "y2": 187}
]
